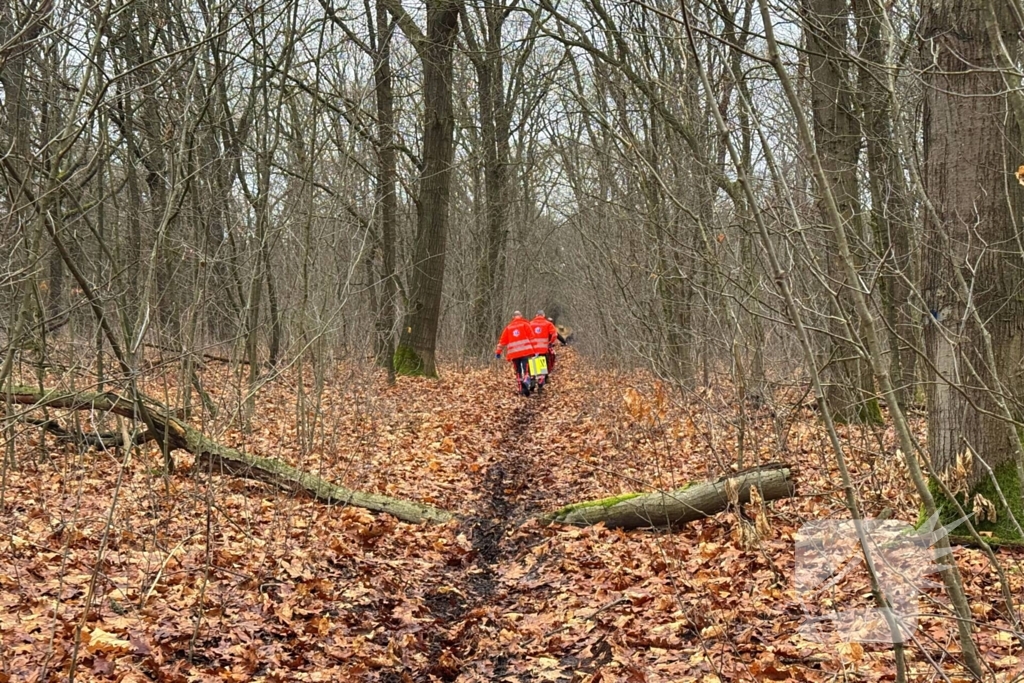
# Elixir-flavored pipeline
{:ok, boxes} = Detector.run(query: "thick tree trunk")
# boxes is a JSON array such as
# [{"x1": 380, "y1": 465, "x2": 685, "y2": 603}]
[
  {"x1": 543, "y1": 464, "x2": 795, "y2": 529},
  {"x1": 7, "y1": 386, "x2": 451, "y2": 524},
  {"x1": 803, "y1": 0, "x2": 880, "y2": 424},
  {"x1": 135, "y1": 6, "x2": 176, "y2": 341},
  {"x1": 0, "y1": 0, "x2": 47, "y2": 379},
  {"x1": 105, "y1": 4, "x2": 173, "y2": 345},
  {"x1": 644, "y1": 114, "x2": 688, "y2": 385},
  {"x1": 392, "y1": 0, "x2": 461, "y2": 377},
  {"x1": 922, "y1": 0, "x2": 1024, "y2": 538}
]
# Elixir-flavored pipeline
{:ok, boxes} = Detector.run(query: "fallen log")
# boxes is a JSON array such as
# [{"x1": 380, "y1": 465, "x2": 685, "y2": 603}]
[
  {"x1": 543, "y1": 463, "x2": 795, "y2": 530},
  {"x1": 6, "y1": 385, "x2": 451, "y2": 524},
  {"x1": 23, "y1": 417, "x2": 157, "y2": 448},
  {"x1": 143, "y1": 342, "x2": 245, "y2": 366}
]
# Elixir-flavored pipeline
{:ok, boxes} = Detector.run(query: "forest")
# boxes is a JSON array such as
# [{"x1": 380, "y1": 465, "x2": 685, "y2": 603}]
[{"x1": 2, "y1": 0, "x2": 1024, "y2": 680}]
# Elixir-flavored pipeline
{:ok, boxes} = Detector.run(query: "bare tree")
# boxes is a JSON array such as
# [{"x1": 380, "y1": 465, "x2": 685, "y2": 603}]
[
  {"x1": 853, "y1": 0, "x2": 917, "y2": 409},
  {"x1": 461, "y1": 0, "x2": 541, "y2": 356},
  {"x1": 802, "y1": 0, "x2": 880, "y2": 423},
  {"x1": 383, "y1": 0, "x2": 462, "y2": 377}
]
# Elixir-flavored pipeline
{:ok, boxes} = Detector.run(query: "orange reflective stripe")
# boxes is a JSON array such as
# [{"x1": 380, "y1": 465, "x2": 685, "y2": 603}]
[{"x1": 506, "y1": 340, "x2": 534, "y2": 354}]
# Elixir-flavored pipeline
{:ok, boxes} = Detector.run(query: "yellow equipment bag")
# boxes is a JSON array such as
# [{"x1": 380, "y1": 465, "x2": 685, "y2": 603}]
[{"x1": 528, "y1": 355, "x2": 548, "y2": 376}]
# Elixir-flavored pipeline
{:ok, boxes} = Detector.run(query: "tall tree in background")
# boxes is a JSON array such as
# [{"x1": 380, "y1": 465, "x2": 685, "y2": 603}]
[
  {"x1": 463, "y1": 0, "x2": 528, "y2": 356},
  {"x1": 802, "y1": 0, "x2": 880, "y2": 423},
  {"x1": 852, "y1": 0, "x2": 917, "y2": 409},
  {"x1": 370, "y1": 0, "x2": 400, "y2": 380},
  {"x1": 318, "y1": 0, "x2": 402, "y2": 378},
  {"x1": 111, "y1": 0, "x2": 177, "y2": 339},
  {"x1": 0, "y1": 0, "x2": 51, "y2": 391},
  {"x1": 384, "y1": 0, "x2": 461, "y2": 377},
  {"x1": 922, "y1": 0, "x2": 1024, "y2": 532}
]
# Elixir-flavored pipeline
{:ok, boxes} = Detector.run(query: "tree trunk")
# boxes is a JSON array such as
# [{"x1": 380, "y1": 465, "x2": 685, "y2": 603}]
[
  {"x1": 7, "y1": 386, "x2": 451, "y2": 524},
  {"x1": 853, "y1": 0, "x2": 917, "y2": 409},
  {"x1": 543, "y1": 464, "x2": 795, "y2": 529},
  {"x1": 136, "y1": 7, "x2": 176, "y2": 342},
  {"x1": 722, "y1": 0, "x2": 767, "y2": 402},
  {"x1": 803, "y1": 0, "x2": 880, "y2": 423},
  {"x1": 922, "y1": 0, "x2": 1024, "y2": 539},
  {"x1": 390, "y1": 0, "x2": 461, "y2": 377},
  {"x1": 0, "y1": 0, "x2": 47, "y2": 380},
  {"x1": 372, "y1": 0, "x2": 399, "y2": 381},
  {"x1": 467, "y1": 4, "x2": 512, "y2": 357},
  {"x1": 262, "y1": 236, "x2": 282, "y2": 366}
]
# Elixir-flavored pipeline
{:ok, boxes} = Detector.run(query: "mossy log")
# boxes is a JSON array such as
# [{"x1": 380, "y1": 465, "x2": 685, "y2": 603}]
[
  {"x1": 544, "y1": 463, "x2": 795, "y2": 529},
  {"x1": 6, "y1": 386, "x2": 451, "y2": 524}
]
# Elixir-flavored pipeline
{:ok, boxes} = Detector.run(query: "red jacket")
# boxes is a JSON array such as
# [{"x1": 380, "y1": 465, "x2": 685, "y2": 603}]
[
  {"x1": 496, "y1": 316, "x2": 537, "y2": 360},
  {"x1": 530, "y1": 316, "x2": 558, "y2": 352}
]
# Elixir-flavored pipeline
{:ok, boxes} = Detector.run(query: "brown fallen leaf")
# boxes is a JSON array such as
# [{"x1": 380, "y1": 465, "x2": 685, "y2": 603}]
[{"x1": 84, "y1": 627, "x2": 132, "y2": 654}]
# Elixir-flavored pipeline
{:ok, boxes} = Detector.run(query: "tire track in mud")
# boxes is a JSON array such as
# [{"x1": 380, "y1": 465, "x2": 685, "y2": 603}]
[{"x1": 419, "y1": 393, "x2": 548, "y2": 682}]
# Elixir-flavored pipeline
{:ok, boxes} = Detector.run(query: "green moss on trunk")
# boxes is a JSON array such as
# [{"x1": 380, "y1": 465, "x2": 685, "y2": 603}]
[
  {"x1": 546, "y1": 492, "x2": 641, "y2": 520},
  {"x1": 542, "y1": 465, "x2": 795, "y2": 529},
  {"x1": 928, "y1": 460, "x2": 1024, "y2": 544},
  {"x1": 7, "y1": 384, "x2": 451, "y2": 524},
  {"x1": 830, "y1": 396, "x2": 884, "y2": 426},
  {"x1": 858, "y1": 397, "x2": 884, "y2": 425},
  {"x1": 394, "y1": 344, "x2": 428, "y2": 377}
]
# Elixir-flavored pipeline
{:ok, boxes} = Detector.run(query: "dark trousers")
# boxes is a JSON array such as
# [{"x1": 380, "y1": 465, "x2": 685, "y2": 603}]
[{"x1": 513, "y1": 357, "x2": 530, "y2": 383}]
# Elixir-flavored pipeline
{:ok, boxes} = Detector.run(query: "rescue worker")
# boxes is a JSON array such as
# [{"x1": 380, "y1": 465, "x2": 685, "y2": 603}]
[
  {"x1": 523, "y1": 311, "x2": 551, "y2": 392},
  {"x1": 530, "y1": 311, "x2": 565, "y2": 378},
  {"x1": 496, "y1": 311, "x2": 538, "y2": 396}
]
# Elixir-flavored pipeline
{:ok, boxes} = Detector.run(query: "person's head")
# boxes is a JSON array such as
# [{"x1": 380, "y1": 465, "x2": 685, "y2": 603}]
[
  {"x1": 536, "y1": 310, "x2": 545, "y2": 318},
  {"x1": 513, "y1": 310, "x2": 522, "y2": 318}
]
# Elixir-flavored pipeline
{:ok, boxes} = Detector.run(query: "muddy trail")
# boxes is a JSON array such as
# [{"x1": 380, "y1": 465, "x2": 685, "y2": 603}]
[
  {"x1": 419, "y1": 390, "x2": 553, "y2": 681},
  {"x1": 409, "y1": 357, "x2": 628, "y2": 682}
]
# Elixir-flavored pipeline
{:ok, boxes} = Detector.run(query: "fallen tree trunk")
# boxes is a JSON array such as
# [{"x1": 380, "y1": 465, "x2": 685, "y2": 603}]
[
  {"x1": 143, "y1": 342, "x2": 246, "y2": 366},
  {"x1": 543, "y1": 464, "x2": 795, "y2": 530},
  {"x1": 24, "y1": 417, "x2": 157, "y2": 448},
  {"x1": 6, "y1": 385, "x2": 451, "y2": 524}
]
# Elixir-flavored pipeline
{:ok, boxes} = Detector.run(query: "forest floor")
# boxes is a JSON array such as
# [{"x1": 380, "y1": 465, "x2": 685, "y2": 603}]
[{"x1": 2, "y1": 348, "x2": 1024, "y2": 682}]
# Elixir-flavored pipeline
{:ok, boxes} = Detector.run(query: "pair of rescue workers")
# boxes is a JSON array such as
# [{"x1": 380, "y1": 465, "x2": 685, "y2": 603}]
[{"x1": 495, "y1": 310, "x2": 567, "y2": 396}]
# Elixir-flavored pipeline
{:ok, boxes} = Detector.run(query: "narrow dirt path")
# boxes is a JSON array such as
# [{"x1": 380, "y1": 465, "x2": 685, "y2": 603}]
[
  {"x1": 415, "y1": 363, "x2": 570, "y2": 681},
  {"x1": 420, "y1": 350, "x2": 689, "y2": 682}
]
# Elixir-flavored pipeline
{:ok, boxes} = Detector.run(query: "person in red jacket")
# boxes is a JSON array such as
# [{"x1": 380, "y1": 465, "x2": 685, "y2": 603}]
[
  {"x1": 496, "y1": 311, "x2": 539, "y2": 396},
  {"x1": 530, "y1": 311, "x2": 565, "y2": 379},
  {"x1": 528, "y1": 311, "x2": 554, "y2": 391}
]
